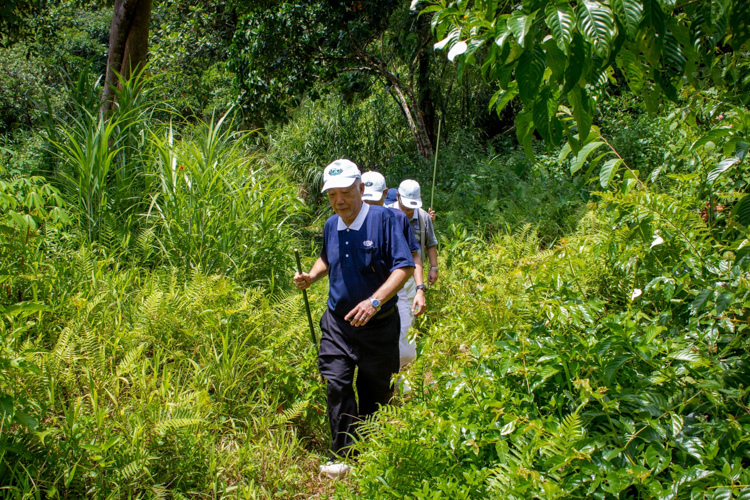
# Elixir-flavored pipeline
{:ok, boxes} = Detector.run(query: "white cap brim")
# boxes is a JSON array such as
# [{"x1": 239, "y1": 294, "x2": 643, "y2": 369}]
[
  {"x1": 400, "y1": 196, "x2": 422, "y2": 209},
  {"x1": 321, "y1": 177, "x2": 358, "y2": 193},
  {"x1": 362, "y1": 189, "x2": 385, "y2": 201}
]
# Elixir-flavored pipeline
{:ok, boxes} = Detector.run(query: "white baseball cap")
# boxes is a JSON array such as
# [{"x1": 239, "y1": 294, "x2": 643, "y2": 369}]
[
  {"x1": 321, "y1": 159, "x2": 361, "y2": 192},
  {"x1": 361, "y1": 171, "x2": 387, "y2": 201},
  {"x1": 398, "y1": 179, "x2": 422, "y2": 209}
]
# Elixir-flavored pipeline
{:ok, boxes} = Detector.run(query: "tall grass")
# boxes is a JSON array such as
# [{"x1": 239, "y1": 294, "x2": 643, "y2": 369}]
[{"x1": 145, "y1": 112, "x2": 301, "y2": 285}]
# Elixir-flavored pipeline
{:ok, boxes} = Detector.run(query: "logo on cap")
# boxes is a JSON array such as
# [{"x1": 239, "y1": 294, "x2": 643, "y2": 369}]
[
  {"x1": 365, "y1": 181, "x2": 373, "y2": 187},
  {"x1": 329, "y1": 168, "x2": 343, "y2": 176}
]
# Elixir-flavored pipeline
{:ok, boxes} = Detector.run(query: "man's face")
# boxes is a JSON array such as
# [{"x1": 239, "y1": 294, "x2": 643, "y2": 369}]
[
  {"x1": 328, "y1": 180, "x2": 364, "y2": 222},
  {"x1": 363, "y1": 190, "x2": 386, "y2": 207},
  {"x1": 397, "y1": 196, "x2": 415, "y2": 218}
]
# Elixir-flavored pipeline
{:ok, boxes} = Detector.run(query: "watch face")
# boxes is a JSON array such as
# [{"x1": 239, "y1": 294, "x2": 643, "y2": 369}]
[{"x1": 371, "y1": 298, "x2": 380, "y2": 307}]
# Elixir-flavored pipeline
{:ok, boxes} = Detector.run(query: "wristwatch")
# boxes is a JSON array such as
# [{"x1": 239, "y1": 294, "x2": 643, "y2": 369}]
[
  {"x1": 368, "y1": 296, "x2": 381, "y2": 311},
  {"x1": 416, "y1": 284, "x2": 427, "y2": 292},
  {"x1": 430, "y1": 266, "x2": 439, "y2": 271}
]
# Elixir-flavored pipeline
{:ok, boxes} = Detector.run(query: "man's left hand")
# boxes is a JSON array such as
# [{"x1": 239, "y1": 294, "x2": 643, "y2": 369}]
[
  {"x1": 412, "y1": 291, "x2": 426, "y2": 317},
  {"x1": 345, "y1": 300, "x2": 378, "y2": 327}
]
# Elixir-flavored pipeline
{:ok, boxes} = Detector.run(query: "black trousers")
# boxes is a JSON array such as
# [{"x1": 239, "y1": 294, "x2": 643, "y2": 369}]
[{"x1": 318, "y1": 307, "x2": 400, "y2": 459}]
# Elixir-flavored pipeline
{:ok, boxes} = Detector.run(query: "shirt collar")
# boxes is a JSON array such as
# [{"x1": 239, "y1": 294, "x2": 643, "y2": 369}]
[
  {"x1": 410, "y1": 209, "x2": 418, "y2": 220},
  {"x1": 337, "y1": 202, "x2": 370, "y2": 231}
]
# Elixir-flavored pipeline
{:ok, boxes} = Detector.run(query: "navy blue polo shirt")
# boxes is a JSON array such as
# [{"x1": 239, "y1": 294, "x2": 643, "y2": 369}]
[{"x1": 321, "y1": 203, "x2": 415, "y2": 317}]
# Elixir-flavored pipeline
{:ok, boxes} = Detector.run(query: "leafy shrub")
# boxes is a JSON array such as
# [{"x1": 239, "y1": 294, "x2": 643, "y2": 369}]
[
  {"x1": 0, "y1": 264, "x2": 330, "y2": 497},
  {"x1": 341, "y1": 183, "x2": 750, "y2": 499}
]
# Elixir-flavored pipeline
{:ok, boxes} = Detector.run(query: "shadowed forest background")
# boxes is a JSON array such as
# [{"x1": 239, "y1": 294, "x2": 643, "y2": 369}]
[{"x1": 1, "y1": 0, "x2": 750, "y2": 498}]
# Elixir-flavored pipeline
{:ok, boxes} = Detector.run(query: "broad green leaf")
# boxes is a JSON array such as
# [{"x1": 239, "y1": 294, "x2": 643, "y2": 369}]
[
  {"x1": 508, "y1": 11, "x2": 532, "y2": 47},
  {"x1": 516, "y1": 111, "x2": 536, "y2": 159},
  {"x1": 544, "y1": 39, "x2": 567, "y2": 83},
  {"x1": 734, "y1": 141, "x2": 749, "y2": 161},
  {"x1": 600, "y1": 158, "x2": 623, "y2": 188},
  {"x1": 569, "y1": 85, "x2": 593, "y2": 142},
  {"x1": 545, "y1": 1, "x2": 575, "y2": 50},
  {"x1": 643, "y1": 84, "x2": 661, "y2": 115},
  {"x1": 584, "y1": 151, "x2": 610, "y2": 183},
  {"x1": 689, "y1": 289, "x2": 712, "y2": 313},
  {"x1": 490, "y1": 83, "x2": 518, "y2": 117},
  {"x1": 1, "y1": 302, "x2": 50, "y2": 318},
  {"x1": 495, "y1": 22, "x2": 511, "y2": 47},
  {"x1": 516, "y1": 46, "x2": 546, "y2": 107},
  {"x1": 710, "y1": 488, "x2": 733, "y2": 500},
  {"x1": 447, "y1": 41, "x2": 468, "y2": 61},
  {"x1": 690, "y1": 127, "x2": 734, "y2": 152},
  {"x1": 500, "y1": 420, "x2": 516, "y2": 435},
  {"x1": 643, "y1": 325, "x2": 665, "y2": 344},
  {"x1": 563, "y1": 33, "x2": 586, "y2": 95},
  {"x1": 577, "y1": 0, "x2": 615, "y2": 58},
  {"x1": 641, "y1": 0, "x2": 666, "y2": 39},
  {"x1": 617, "y1": 47, "x2": 644, "y2": 92},
  {"x1": 14, "y1": 410, "x2": 37, "y2": 431},
  {"x1": 662, "y1": 31, "x2": 686, "y2": 74},
  {"x1": 669, "y1": 348, "x2": 700, "y2": 362},
  {"x1": 604, "y1": 354, "x2": 630, "y2": 382},
  {"x1": 0, "y1": 393, "x2": 14, "y2": 417},
  {"x1": 707, "y1": 157, "x2": 739, "y2": 185},
  {"x1": 715, "y1": 291, "x2": 734, "y2": 315},
  {"x1": 670, "y1": 413, "x2": 683, "y2": 436},
  {"x1": 534, "y1": 88, "x2": 554, "y2": 144},
  {"x1": 571, "y1": 141, "x2": 605, "y2": 174},
  {"x1": 733, "y1": 194, "x2": 750, "y2": 226},
  {"x1": 612, "y1": 0, "x2": 643, "y2": 37},
  {"x1": 558, "y1": 142, "x2": 572, "y2": 162}
]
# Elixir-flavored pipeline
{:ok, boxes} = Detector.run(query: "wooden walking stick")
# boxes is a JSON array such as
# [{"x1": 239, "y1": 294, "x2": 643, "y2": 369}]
[
  {"x1": 430, "y1": 118, "x2": 442, "y2": 211},
  {"x1": 294, "y1": 248, "x2": 317, "y2": 346}
]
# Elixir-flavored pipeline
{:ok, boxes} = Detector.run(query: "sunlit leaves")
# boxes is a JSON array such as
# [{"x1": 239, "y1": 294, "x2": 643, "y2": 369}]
[
  {"x1": 570, "y1": 140, "x2": 604, "y2": 175},
  {"x1": 707, "y1": 157, "x2": 740, "y2": 185},
  {"x1": 545, "y1": 1, "x2": 574, "y2": 51},
  {"x1": 577, "y1": 0, "x2": 616, "y2": 58},
  {"x1": 616, "y1": 48, "x2": 644, "y2": 92},
  {"x1": 612, "y1": 0, "x2": 643, "y2": 37},
  {"x1": 508, "y1": 10, "x2": 535, "y2": 47},
  {"x1": 600, "y1": 158, "x2": 623, "y2": 188}
]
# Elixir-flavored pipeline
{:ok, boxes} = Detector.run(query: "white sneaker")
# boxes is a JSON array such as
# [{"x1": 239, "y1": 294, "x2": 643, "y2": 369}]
[
  {"x1": 395, "y1": 376, "x2": 412, "y2": 395},
  {"x1": 320, "y1": 461, "x2": 351, "y2": 479}
]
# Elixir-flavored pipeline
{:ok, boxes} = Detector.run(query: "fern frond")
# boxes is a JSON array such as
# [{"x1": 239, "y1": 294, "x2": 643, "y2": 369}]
[{"x1": 153, "y1": 418, "x2": 205, "y2": 436}]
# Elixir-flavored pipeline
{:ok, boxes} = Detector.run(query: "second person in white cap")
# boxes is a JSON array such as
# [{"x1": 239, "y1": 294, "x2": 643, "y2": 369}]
[{"x1": 362, "y1": 172, "x2": 426, "y2": 370}]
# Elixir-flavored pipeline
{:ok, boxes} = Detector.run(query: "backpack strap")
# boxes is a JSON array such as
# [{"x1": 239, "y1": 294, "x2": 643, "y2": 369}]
[{"x1": 418, "y1": 208, "x2": 427, "y2": 264}]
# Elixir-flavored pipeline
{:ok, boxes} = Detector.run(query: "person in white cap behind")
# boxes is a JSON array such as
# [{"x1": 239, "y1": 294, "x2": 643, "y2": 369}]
[
  {"x1": 362, "y1": 172, "x2": 426, "y2": 370},
  {"x1": 293, "y1": 160, "x2": 415, "y2": 479},
  {"x1": 388, "y1": 179, "x2": 439, "y2": 289}
]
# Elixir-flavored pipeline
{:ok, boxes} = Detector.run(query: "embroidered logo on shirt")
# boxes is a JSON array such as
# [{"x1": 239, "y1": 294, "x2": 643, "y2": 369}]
[
  {"x1": 363, "y1": 240, "x2": 374, "y2": 247},
  {"x1": 329, "y1": 168, "x2": 343, "y2": 176}
]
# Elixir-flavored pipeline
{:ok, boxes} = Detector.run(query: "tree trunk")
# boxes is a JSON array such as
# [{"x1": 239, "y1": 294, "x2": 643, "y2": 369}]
[
  {"x1": 388, "y1": 81, "x2": 433, "y2": 159},
  {"x1": 100, "y1": 0, "x2": 152, "y2": 114}
]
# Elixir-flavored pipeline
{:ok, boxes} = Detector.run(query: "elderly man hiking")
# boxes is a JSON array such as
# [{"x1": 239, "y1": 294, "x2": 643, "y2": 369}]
[{"x1": 293, "y1": 159, "x2": 414, "y2": 479}]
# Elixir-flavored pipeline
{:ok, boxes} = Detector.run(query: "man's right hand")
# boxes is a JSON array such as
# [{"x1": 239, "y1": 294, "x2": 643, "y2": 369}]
[{"x1": 294, "y1": 272, "x2": 313, "y2": 290}]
